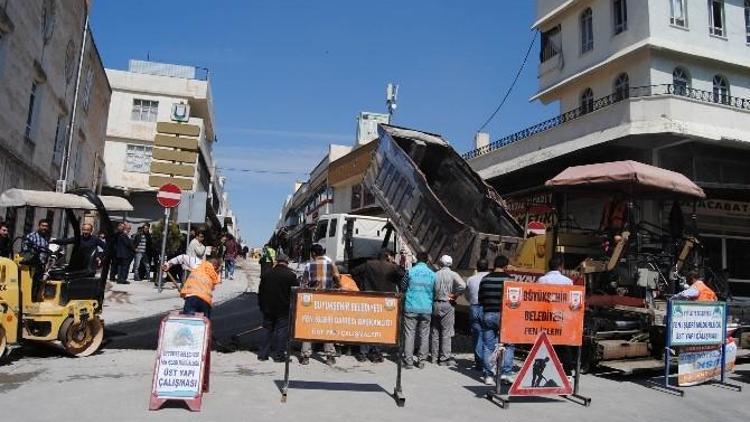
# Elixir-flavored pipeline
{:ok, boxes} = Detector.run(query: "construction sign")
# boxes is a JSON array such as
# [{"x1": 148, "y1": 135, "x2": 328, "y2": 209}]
[
  {"x1": 500, "y1": 281, "x2": 585, "y2": 346},
  {"x1": 150, "y1": 312, "x2": 211, "y2": 412},
  {"x1": 509, "y1": 332, "x2": 572, "y2": 396},
  {"x1": 291, "y1": 289, "x2": 401, "y2": 346}
]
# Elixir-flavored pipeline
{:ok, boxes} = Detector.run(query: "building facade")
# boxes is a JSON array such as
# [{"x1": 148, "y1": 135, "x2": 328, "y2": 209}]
[
  {"x1": 0, "y1": 0, "x2": 110, "y2": 236},
  {"x1": 467, "y1": 0, "x2": 750, "y2": 294},
  {"x1": 102, "y1": 60, "x2": 229, "y2": 235}
]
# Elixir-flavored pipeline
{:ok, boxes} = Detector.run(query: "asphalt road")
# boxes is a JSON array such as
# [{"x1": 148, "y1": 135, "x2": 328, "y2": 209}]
[{"x1": 104, "y1": 292, "x2": 265, "y2": 352}]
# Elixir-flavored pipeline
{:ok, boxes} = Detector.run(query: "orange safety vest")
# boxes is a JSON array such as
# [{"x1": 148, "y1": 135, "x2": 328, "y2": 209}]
[
  {"x1": 692, "y1": 280, "x2": 717, "y2": 301},
  {"x1": 339, "y1": 274, "x2": 359, "y2": 292},
  {"x1": 180, "y1": 261, "x2": 220, "y2": 305}
]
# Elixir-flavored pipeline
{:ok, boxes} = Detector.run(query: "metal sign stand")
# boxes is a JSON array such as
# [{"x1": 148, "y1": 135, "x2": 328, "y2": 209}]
[
  {"x1": 486, "y1": 344, "x2": 591, "y2": 409},
  {"x1": 280, "y1": 290, "x2": 405, "y2": 407},
  {"x1": 652, "y1": 301, "x2": 741, "y2": 396}
]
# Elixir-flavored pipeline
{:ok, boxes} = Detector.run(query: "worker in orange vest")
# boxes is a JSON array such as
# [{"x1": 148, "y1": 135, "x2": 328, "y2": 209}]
[
  {"x1": 673, "y1": 271, "x2": 717, "y2": 302},
  {"x1": 162, "y1": 254, "x2": 222, "y2": 318}
]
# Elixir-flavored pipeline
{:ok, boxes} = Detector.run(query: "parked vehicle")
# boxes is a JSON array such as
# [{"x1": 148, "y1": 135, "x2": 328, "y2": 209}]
[{"x1": 313, "y1": 213, "x2": 396, "y2": 272}]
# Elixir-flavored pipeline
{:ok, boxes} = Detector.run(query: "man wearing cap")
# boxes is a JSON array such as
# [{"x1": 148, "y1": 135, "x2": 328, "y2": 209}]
[
  {"x1": 430, "y1": 255, "x2": 466, "y2": 366},
  {"x1": 257, "y1": 253, "x2": 298, "y2": 362}
]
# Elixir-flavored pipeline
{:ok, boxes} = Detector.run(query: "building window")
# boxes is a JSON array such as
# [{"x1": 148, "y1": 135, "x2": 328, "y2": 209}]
[
  {"x1": 81, "y1": 64, "x2": 93, "y2": 110},
  {"x1": 52, "y1": 116, "x2": 66, "y2": 165},
  {"x1": 708, "y1": 0, "x2": 725, "y2": 37},
  {"x1": 25, "y1": 82, "x2": 38, "y2": 140},
  {"x1": 64, "y1": 40, "x2": 75, "y2": 85},
  {"x1": 125, "y1": 144, "x2": 153, "y2": 173},
  {"x1": 580, "y1": 8, "x2": 594, "y2": 53},
  {"x1": 670, "y1": 0, "x2": 688, "y2": 27},
  {"x1": 613, "y1": 0, "x2": 628, "y2": 34},
  {"x1": 672, "y1": 67, "x2": 691, "y2": 94},
  {"x1": 580, "y1": 88, "x2": 594, "y2": 114},
  {"x1": 712, "y1": 74, "x2": 730, "y2": 104},
  {"x1": 41, "y1": 0, "x2": 56, "y2": 45},
  {"x1": 540, "y1": 25, "x2": 562, "y2": 62},
  {"x1": 614, "y1": 73, "x2": 629, "y2": 100},
  {"x1": 745, "y1": 0, "x2": 750, "y2": 43},
  {"x1": 131, "y1": 99, "x2": 159, "y2": 122},
  {"x1": 73, "y1": 141, "x2": 84, "y2": 184}
]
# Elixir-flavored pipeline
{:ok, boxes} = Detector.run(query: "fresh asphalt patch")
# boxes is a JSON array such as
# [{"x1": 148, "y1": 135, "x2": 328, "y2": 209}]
[{"x1": 103, "y1": 292, "x2": 265, "y2": 352}]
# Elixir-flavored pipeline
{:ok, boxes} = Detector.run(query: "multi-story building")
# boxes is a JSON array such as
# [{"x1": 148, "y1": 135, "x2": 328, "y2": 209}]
[
  {"x1": 102, "y1": 60, "x2": 228, "y2": 235},
  {"x1": 0, "y1": 0, "x2": 110, "y2": 235},
  {"x1": 466, "y1": 0, "x2": 750, "y2": 294}
]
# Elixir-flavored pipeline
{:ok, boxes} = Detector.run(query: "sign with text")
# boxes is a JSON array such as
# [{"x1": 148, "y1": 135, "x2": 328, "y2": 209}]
[
  {"x1": 500, "y1": 282, "x2": 585, "y2": 346},
  {"x1": 509, "y1": 332, "x2": 573, "y2": 396},
  {"x1": 677, "y1": 343, "x2": 737, "y2": 386},
  {"x1": 291, "y1": 289, "x2": 401, "y2": 345},
  {"x1": 668, "y1": 301, "x2": 726, "y2": 347},
  {"x1": 150, "y1": 313, "x2": 210, "y2": 411}
]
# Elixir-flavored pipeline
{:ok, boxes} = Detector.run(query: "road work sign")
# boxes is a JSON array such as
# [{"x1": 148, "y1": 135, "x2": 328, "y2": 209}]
[
  {"x1": 678, "y1": 343, "x2": 737, "y2": 386},
  {"x1": 291, "y1": 289, "x2": 401, "y2": 345},
  {"x1": 150, "y1": 312, "x2": 211, "y2": 412},
  {"x1": 668, "y1": 301, "x2": 726, "y2": 347},
  {"x1": 509, "y1": 332, "x2": 572, "y2": 396},
  {"x1": 500, "y1": 281, "x2": 585, "y2": 346}
]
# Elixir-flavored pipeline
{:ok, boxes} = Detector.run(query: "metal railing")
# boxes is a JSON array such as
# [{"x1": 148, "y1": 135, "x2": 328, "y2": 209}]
[{"x1": 463, "y1": 83, "x2": 750, "y2": 160}]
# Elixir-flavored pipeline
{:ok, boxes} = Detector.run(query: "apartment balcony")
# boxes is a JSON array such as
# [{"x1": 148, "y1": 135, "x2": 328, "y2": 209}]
[{"x1": 465, "y1": 84, "x2": 750, "y2": 180}]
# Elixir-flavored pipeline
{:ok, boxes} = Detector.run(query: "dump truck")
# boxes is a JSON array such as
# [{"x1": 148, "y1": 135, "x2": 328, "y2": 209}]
[{"x1": 362, "y1": 124, "x2": 525, "y2": 272}]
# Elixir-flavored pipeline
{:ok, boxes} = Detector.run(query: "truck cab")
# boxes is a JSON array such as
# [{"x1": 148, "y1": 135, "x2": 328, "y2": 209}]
[{"x1": 313, "y1": 213, "x2": 396, "y2": 271}]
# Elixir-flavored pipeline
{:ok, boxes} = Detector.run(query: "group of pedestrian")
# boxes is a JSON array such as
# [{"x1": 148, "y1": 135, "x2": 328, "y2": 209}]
[{"x1": 109, "y1": 222, "x2": 154, "y2": 284}]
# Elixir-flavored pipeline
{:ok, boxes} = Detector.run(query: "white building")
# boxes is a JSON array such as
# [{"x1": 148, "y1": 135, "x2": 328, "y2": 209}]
[
  {"x1": 103, "y1": 60, "x2": 230, "y2": 236},
  {"x1": 467, "y1": 0, "x2": 750, "y2": 294}
]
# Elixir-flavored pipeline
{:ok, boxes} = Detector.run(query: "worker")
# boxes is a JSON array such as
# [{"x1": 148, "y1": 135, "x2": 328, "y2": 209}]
[
  {"x1": 478, "y1": 255, "x2": 515, "y2": 386},
  {"x1": 52, "y1": 222, "x2": 107, "y2": 270},
  {"x1": 400, "y1": 252, "x2": 436, "y2": 369},
  {"x1": 299, "y1": 243, "x2": 340, "y2": 366},
  {"x1": 257, "y1": 253, "x2": 298, "y2": 362},
  {"x1": 430, "y1": 255, "x2": 466, "y2": 367},
  {"x1": 537, "y1": 255, "x2": 573, "y2": 285},
  {"x1": 537, "y1": 255, "x2": 575, "y2": 374},
  {"x1": 21, "y1": 219, "x2": 51, "y2": 301},
  {"x1": 260, "y1": 244, "x2": 276, "y2": 275},
  {"x1": 161, "y1": 253, "x2": 222, "y2": 319},
  {"x1": 599, "y1": 194, "x2": 628, "y2": 253},
  {"x1": 464, "y1": 258, "x2": 490, "y2": 371},
  {"x1": 673, "y1": 271, "x2": 717, "y2": 301},
  {"x1": 350, "y1": 249, "x2": 404, "y2": 363}
]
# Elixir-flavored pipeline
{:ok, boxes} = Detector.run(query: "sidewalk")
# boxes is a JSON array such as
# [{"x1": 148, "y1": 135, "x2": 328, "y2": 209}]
[{"x1": 102, "y1": 258, "x2": 260, "y2": 325}]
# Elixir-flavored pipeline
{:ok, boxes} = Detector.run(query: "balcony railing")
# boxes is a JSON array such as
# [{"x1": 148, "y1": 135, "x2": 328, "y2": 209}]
[{"x1": 463, "y1": 84, "x2": 750, "y2": 160}]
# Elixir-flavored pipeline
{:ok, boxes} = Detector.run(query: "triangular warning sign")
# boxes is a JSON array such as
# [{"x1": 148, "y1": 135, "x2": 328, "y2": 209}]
[{"x1": 509, "y1": 332, "x2": 572, "y2": 396}]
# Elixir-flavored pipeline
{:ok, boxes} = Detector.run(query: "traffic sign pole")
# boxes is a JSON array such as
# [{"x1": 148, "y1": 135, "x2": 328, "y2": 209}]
[
  {"x1": 157, "y1": 207, "x2": 171, "y2": 293},
  {"x1": 155, "y1": 183, "x2": 183, "y2": 293}
]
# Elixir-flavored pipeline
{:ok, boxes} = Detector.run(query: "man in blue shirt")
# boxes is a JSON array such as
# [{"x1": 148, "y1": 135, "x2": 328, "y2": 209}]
[{"x1": 400, "y1": 252, "x2": 435, "y2": 369}]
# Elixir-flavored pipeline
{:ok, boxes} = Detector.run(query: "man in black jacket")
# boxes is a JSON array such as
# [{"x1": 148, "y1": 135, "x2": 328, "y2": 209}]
[
  {"x1": 257, "y1": 253, "x2": 298, "y2": 362},
  {"x1": 115, "y1": 223, "x2": 135, "y2": 284},
  {"x1": 350, "y1": 249, "x2": 405, "y2": 362},
  {"x1": 131, "y1": 223, "x2": 154, "y2": 281}
]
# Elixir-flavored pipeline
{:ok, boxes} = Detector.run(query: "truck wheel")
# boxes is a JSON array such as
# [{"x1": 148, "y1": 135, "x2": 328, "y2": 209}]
[{"x1": 59, "y1": 317, "x2": 104, "y2": 357}]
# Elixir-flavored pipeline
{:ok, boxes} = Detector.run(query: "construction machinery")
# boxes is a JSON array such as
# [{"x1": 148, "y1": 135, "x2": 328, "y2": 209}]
[{"x1": 0, "y1": 188, "x2": 133, "y2": 359}]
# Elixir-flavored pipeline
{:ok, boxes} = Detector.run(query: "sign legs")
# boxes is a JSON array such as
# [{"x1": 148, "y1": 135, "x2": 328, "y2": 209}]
[
  {"x1": 486, "y1": 346, "x2": 510, "y2": 408},
  {"x1": 392, "y1": 304, "x2": 406, "y2": 407},
  {"x1": 564, "y1": 346, "x2": 591, "y2": 406},
  {"x1": 157, "y1": 207, "x2": 171, "y2": 293}
]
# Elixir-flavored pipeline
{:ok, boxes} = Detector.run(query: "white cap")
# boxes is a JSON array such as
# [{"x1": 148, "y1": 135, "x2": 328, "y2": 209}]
[{"x1": 440, "y1": 255, "x2": 453, "y2": 267}]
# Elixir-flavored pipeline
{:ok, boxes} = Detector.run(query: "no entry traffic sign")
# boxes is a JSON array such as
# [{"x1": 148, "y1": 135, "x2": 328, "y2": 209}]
[{"x1": 157, "y1": 183, "x2": 182, "y2": 208}]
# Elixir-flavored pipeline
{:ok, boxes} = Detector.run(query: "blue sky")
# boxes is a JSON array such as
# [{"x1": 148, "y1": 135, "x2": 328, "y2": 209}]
[{"x1": 91, "y1": 1, "x2": 556, "y2": 246}]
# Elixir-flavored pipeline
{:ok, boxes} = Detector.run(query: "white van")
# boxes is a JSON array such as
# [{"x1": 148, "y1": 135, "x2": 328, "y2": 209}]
[{"x1": 312, "y1": 213, "x2": 396, "y2": 270}]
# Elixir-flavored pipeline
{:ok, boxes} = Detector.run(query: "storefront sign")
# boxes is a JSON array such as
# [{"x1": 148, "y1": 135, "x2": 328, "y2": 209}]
[
  {"x1": 150, "y1": 313, "x2": 210, "y2": 411},
  {"x1": 673, "y1": 199, "x2": 750, "y2": 220},
  {"x1": 500, "y1": 282, "x2": 585, "y2": 346},
  {"x1": 291, "y1": 289, "x2": 401, "y2": 345},
  {"x1": 677, "y1": 343, "x2": 737, "y2": 386},
  {"x1": 668, "y1": 301, "x2": 725, "y2": 347},
  {"x1": 507, "y1": 192, "x2": 554, "y2": 225}
]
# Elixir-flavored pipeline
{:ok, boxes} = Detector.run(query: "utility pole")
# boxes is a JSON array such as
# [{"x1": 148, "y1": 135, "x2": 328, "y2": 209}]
[
  {"x1": 386, "y1": 83, "x2": 398, "y2": 124},
  {"x1": 58, "y1": 1, "x2": 90, "y2": 193}
]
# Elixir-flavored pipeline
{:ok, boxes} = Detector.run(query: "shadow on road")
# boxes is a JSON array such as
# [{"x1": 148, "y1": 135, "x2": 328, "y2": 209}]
[
  {"x1": 274, "y1": 379, "x2": 388, "y2": 394},
  {"x1": 103, "y1": 292, "x2": 263, "y2": 351}
]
